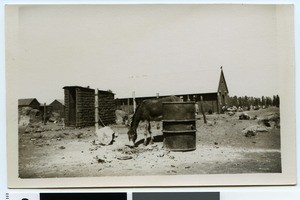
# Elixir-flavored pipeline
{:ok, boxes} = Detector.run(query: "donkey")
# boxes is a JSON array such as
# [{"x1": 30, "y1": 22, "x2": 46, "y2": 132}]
[{"x1": 127, "y1": 95, "x2": 181, "y2": 147}]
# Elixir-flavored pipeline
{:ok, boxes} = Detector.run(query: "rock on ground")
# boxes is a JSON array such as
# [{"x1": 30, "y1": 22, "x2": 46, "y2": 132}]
[
  {"x1": 239, "y1": 113, "x2": 250, "y2": 120},
  {"x1": 242, "y1": 125, "x2": 269, "y2": 137},
  {"x1": 95, "y1": 126, "x2": 115, "y2": 145}
]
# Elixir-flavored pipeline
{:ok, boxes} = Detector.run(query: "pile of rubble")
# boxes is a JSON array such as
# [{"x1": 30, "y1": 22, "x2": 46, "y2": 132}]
[{"x1": 242, "y1": 112, "x2": 280, "y2": 137}]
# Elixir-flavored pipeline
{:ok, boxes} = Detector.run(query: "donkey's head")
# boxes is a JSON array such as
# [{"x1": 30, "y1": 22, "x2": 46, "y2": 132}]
[{"x1": 127, "y1": 128, "x2": 137, "y2": 147}]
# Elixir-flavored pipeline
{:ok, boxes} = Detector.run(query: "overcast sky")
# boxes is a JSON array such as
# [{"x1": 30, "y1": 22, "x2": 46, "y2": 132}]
[{"x1": 10, "y1": 4, "x2": 293, "y2": 103}]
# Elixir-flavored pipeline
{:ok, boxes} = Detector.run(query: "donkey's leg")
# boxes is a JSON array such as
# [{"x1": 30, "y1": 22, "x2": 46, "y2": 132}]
[
  {"x1": 148, "y1": 121, "x2": 154, "y2": 144},
  {"x1": 143, "y1": 121, "x2": 149, "y2": 146}
]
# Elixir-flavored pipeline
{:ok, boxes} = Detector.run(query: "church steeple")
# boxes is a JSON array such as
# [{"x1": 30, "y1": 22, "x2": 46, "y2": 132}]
[{"x1": 218, "y1": 66, "x2": 228, "y2": 93}]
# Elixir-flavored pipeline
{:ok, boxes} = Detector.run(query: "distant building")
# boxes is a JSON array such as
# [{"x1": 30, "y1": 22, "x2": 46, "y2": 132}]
[
  {"x1": 63, "y1": 86, "x2": 115, "y2": 127},
  {"x1": 50, "y1": 99, "x2": 65, "y2": 117},
  {"x1": 116, "y1": 68, "x2": 229, "y2": 113},
  {"x1": 18, "y1": 98, "x2": 40, "y2": 110}
]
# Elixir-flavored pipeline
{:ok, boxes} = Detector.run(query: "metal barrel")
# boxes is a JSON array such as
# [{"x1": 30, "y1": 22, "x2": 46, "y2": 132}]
[{"x1": 162, "y1": 102, "x2": 196, "y2": 151}]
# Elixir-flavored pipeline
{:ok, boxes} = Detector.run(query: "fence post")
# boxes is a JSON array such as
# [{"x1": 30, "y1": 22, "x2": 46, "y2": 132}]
[
  {"x1": 127, "y1": 98, "x2": 130, "y2": 114},
  {"x1": 200, "y1": 96, "x2": 207, "y2": 124},
  {"x1": 133, "y1": 91, "x2": 136, "y2": 113}
]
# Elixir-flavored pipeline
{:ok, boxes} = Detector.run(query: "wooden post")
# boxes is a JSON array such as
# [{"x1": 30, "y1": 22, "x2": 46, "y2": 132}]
[
  {"x1": 95, "y1": 88, "x2": 99, "y2": 131},
  {"x1": 200, "y1": 96, "x2": 207, "y2": 124},
  {"x1": 43, "y1": 103, "x2": 46, "y2": 125},
  {"x1": 133, "y1": 91, "x2": 136, "y2": 113},
  {"x1": 127, "y1": 98, "x2": 130, "y2": 114}
]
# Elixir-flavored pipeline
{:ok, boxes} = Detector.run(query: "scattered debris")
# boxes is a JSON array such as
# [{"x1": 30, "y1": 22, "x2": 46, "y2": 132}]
[
  {"x1": 206, "y1": 121, "x2": 214, "y2": 126},
  {"x1": 116, "y1": 155, "x2": 133, "y2": 160},
  {"x1": 244, "y1": 130, "x2": 256, "y2": 137},
  {"x1": 237, "y1": 107, "x2": 244, "y2": 112},
  {"x1": 227, "y1": 111, "x2": 235, "y2": 116},
  {"x1": 242, "y1": 125, "x2": 269, "y2": 137},
  {"x1": 167, "y1": 170, "x2": 177, "y2": 174},
  {"x1": 63, "y1": 132, "x2": 69, "y2": 136},
  {"x1": 257, "y1": 113, "x2": 280, "y2": 128},
  {"x1": 268, "y1": 113, "x2": 280, "y2": 121},
  {"x1": 18, "y1": 106, "x2": 280, "y2": 176},
  {"x1": 33, "y1": 133, "x2": 42, "y2": 139},
  {"x1": 77, "y1": 132, "x2": 84, "y2": 138},
  {"x1": 169, "y1": 156, "x2": 175, "y2": 159},
  {"x1": 35, "y1": 127, "x2": 44, "y2": 133},
  {"x1": 95, "y1": 156, "x2": 106, "y2": 163},
  {"x1": 24, "y1": 127, "x2": 31, "y2": 133},
  {"x1": 157, "y1": 153, "x2": 165, "y2": 157},
  {"x1": 93, "y1": 140, "x2": 101, "y2": 145},
  {"x1": 257, "y1": 118, "x2": 271, "y2": 127},
  {"x1": 146, "y1": 145, "x2": 154, "y2": 150},
  {"x1": 239, "y1": 113, "x2": 250, "y2": 120},
  {"x1": 89, "y1": 146, "x2": 99, "y2": 151}
]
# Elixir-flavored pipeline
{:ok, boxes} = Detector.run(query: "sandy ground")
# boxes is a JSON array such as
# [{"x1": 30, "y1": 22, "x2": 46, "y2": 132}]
[{"x1": 19, "y1": 107, "x2": 281, "y2": 178}]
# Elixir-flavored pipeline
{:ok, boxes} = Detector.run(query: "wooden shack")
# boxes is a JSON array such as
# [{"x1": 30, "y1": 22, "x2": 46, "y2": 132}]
[
  {"x1": 63, "y1": 86, "x2": 115, "y2": 127},
  {"x1": 50, "y1": 99, "x2": 65, "y2": 117},
  {"x1": 18, "y1": 98, "x2": 41, "y2": 109}
]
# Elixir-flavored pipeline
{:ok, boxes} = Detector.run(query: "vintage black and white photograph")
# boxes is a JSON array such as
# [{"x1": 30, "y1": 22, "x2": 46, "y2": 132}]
[{"x1": 6, "y1": 4, "x2": 296, "y2": 187}]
